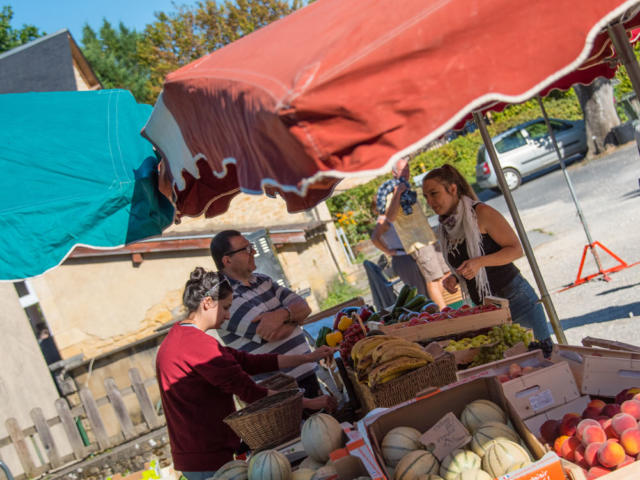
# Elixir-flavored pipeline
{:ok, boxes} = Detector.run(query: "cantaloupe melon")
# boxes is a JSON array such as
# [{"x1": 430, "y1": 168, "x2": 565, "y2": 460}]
[
  {"x1": 310, "y1": 465, "x2": 338, "y2": 480},
  {"x1": 481, "y1": 439, "x2": 531, "y2": 478},
  {"x1": 291, "y1": 468, "x2": 315, "y2": 480},
  {"x1": 453, "y1": 470, "x2": 492, "y2": 480},
  {"x1": 212, "y1": 460, "x2": 248, "y2": 480},
  {"x1": 301, "y1": 413, "x2": 344, "y2": 462},
  {"x1": 299, "y1": 456, "x2": 324, "y2": 470},
  {"x1": 439, "y1": 449, "x2": 481, "y2": 480},
  {"x1": 393, "y1": 450, "x2": 439, "y2": 480},
  {"x1": 248, "y1": 450, "x2": 291, "y2": 480},
  {"x1": 420, "y1": 475, "x2": 445, "y2": 480},
  {"x1": 470, "y1": 421, "x2": 520, "y2": 457},
  {"x1": 382, "y1": 426, "x2": 424, "y2": 467},
  {"x1": 460, "y1": 400, "x2": 507, "y2": 433}
]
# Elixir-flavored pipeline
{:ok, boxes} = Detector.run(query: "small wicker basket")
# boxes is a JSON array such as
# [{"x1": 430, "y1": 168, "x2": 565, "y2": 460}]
[
  {"x1": 347, "y1": 351, "x2": 457, "y2": 412},
  {"x1": 224, "y1": 388, "x2": 303, "y2": 450}
]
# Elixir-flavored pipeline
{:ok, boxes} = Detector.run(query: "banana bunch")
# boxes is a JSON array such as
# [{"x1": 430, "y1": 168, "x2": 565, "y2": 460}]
[{"x1": 350, "y1": 335, "x2": 433, "y2": 388}]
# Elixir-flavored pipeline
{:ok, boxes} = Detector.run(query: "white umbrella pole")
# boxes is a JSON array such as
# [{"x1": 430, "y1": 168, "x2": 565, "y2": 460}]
[{"x1": 472, "y1": 111, "x2": 567, "y2": 344}]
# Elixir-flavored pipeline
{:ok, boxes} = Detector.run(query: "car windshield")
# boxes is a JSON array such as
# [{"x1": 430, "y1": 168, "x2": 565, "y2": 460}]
[{"x1": 495, "y1": 131, "x2": 526, "y2": 153}]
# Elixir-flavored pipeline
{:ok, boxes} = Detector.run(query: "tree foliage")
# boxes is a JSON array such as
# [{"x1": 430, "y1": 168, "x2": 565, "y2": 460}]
[
  {"x1": 0, "y1": 5, "x2": 44, "y2": 53},
  {"x1": 138, "y1": 0, "x2": 303, "y2": 101},
  {"x1": 81, "y1": 20, "x2": 151, "y2": 102}
]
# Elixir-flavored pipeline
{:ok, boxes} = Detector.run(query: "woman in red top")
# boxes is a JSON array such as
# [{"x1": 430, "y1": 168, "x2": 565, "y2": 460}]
[{"x1": 156, "y1": 267, "x2": 336, "y2": 480}]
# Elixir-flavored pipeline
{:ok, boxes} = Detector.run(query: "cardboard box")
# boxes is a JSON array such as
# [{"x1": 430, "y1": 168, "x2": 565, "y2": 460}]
[
  {"x1": 501, "y1": 361, "x2": 580, "y2": 420},
  {"x1": 379, "y1": 296, "x2": 511, "y2": 343},
  {"x1": 563, "y1": 457, "x2": 640, "y2": 479},
  {"x1": 457, "y1": 349, "x2": 552, "y2": 382},
  {"x1": 363, "y1": 377, "x2": 548, "y2": 479},
  {"x1": 523, "y1": 395, "x2": 591, "y2": 442},
  {"x1": 551, "y1": 344, "x2": 640, "y2": 397}
]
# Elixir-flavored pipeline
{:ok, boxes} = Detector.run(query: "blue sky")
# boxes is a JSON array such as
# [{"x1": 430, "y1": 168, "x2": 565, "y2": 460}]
[{"x1": 9, "y1": 0, "x2": 188, "y2": 44}]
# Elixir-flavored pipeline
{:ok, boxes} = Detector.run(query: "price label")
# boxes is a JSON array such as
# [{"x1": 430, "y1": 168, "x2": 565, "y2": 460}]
[
  {"x1": 419, "y1": 412, "x2": 471, "y2": 461},
  {"x1": 529, "y1": 389, "x2": 554, "y2": 411}
]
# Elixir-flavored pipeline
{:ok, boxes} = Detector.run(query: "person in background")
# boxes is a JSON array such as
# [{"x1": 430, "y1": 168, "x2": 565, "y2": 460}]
[
  {"x1": 210, "y1": 230, "x2": 322, "y2": 397},
  {"x1": 376, "y1": 158, "x2": 450, "y2": 310},
  {"x1": 156, "y1": 268, "x2": 336, "y2": 480},
  {"x1": 371, "y1": 204, "x2": 429, "y2": 298},
  {"x1": 422, "y1": 164, "x2": 551, "y2": 342}
]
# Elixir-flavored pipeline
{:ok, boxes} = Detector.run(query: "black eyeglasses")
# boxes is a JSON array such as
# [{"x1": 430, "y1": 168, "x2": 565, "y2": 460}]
[{"x1": 224, "y1": 244, "x2": 255, "y2": 257}]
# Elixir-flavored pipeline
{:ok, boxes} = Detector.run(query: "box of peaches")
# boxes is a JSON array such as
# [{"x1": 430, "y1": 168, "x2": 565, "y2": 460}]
[{"x1": 537, "y1": 388, "x2": 640, "y2": 479}]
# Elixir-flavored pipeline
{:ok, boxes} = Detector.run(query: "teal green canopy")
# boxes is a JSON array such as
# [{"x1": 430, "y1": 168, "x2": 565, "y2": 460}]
[{"x1": 0, "y1": 90, "x2": 174, "y2": 280}]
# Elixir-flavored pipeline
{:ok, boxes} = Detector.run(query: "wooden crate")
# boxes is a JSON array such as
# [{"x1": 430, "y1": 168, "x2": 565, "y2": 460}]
[
  {"x1": 550, "y1": 344, "x2": 640, "y2": 396},
  {"x1": 380, "y1": 296, "x2": 510, "y2": 343}
]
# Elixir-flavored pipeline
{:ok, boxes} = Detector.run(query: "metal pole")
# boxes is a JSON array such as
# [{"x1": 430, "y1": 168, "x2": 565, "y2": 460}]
[
  {"x1": 536, "y1": 96, "x2": 609, "y2": 279},
  {"x1": 608, "y1": 22, "x2": 640, "y2": 98},
  {"x1": 472, "y1": 111, "x2": 567, "y2": 344}
]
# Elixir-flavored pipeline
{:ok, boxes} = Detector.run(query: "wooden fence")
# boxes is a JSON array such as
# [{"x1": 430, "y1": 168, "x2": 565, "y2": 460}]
[{"x1": 1, "y1": 368, "x2": 165, "y2": 480}]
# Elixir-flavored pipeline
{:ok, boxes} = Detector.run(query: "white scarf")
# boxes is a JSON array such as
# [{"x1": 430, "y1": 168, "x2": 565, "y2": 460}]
[{"x1": 437, "y1": 195, "x2": 491, "y2": 303}]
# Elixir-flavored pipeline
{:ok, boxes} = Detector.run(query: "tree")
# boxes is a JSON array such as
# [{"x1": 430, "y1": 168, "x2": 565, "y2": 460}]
[
  {"x1": 0, "y1": 5, "x2": 44, "y2": 53},
  {"x1": 574, "y1": 78, "x2": 620, "y2": 155},
  {"x1": 138, "y1": 0, "x2": 303, "y2": 101},
  {"x1": 81, "y1": 20, "x2": 152, "y2": 103}
]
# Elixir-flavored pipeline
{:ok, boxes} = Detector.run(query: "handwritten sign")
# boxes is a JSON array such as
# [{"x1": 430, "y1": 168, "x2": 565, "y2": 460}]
[{"x1": 418, "y1": 412, "x2": 471, "y2": 461}]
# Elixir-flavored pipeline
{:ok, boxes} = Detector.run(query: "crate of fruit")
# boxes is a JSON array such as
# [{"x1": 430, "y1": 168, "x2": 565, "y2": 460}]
[{"x1": 379, "y1": 296, "x2": 511, "y2": 343}]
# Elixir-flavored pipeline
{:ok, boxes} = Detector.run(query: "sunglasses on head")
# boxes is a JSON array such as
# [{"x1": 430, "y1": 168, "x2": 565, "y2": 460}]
[
  {"x1": 224, "y1": 244, "x2": 255, "y2": 256},
  {"x1": 204, "y1": 277, "x2": 231, "y2": 300}
]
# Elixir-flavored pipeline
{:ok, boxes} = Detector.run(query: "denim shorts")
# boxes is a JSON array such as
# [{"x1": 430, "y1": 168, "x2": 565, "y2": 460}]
[{"x1": 494, "y1": 274, "x2": 551, "y2": 341}]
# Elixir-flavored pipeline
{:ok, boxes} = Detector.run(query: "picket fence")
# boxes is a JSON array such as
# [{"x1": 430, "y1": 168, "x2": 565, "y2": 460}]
[{"x1": 1, "y1": 368, "x2": 165, "y2": 480}]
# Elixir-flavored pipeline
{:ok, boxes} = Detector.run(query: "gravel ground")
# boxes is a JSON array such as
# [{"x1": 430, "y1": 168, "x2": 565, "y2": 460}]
[{"x1": 482, "y1": 144, "x2": 640, "y2": 346}]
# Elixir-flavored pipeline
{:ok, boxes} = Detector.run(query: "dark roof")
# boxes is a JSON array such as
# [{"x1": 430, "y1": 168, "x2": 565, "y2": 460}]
[{"x1": 0, "y1": 29, "x2": 100, "y2": 94}]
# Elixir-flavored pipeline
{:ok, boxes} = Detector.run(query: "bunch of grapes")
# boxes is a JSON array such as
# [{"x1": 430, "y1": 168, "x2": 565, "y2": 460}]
[
  {"x1": 339, "y1": 323, "x2": 369, "y2": 364},
  {"x1": 470, "y1": 324, "x2": 534, "y2": 367}
]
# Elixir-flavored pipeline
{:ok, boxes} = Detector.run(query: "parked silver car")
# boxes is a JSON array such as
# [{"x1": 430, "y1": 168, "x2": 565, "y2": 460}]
[{"x1": 475, "y1": 118, "x2": 587, "y2": 190}]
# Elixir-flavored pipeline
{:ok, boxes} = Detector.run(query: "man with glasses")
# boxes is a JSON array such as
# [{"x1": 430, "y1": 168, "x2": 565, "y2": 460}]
[{"x1": 209, "y1": 230, "x2": 322, "y2": 397}]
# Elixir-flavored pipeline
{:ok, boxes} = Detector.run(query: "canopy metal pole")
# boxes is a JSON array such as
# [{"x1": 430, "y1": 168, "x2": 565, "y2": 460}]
[
  {"x1": 608, "y1": 22, "x2": 640, "y2": 99},
  {"x1": 472, "y1": 111, "x2": 567, "y2": 344},
  {"x1": 536, "y1": 96, "x2": 608, "y2": 279}
]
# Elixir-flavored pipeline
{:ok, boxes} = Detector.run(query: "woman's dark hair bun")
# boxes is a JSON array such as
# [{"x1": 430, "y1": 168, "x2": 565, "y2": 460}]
[{"x1": 189, "y1": 266, "x2": 206, "y2": 282}]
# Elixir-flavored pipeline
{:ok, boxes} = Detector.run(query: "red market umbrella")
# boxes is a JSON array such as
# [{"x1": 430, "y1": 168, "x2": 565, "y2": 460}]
[{"x1": 142, "y1": 0, "x2": 640, "y2": 219}]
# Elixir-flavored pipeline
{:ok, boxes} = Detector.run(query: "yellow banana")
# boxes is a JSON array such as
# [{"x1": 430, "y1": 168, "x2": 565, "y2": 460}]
[
  {"x1": 370, "y1": 339, "x2": 420, "y2": 364},
  {"x1": 351, "y1": 335, "x2": 390, "y2": 362},
  {"x1": 377, "y1": 346, "x2": 434, "y2": 365},
  {"x1": 367, "y1": 356, "x2": 428, "y2": 388}
]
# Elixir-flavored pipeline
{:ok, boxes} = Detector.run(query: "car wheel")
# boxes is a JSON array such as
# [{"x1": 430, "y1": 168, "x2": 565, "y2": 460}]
[{"x1": 502, "y1": 167, "x2": 522, "y2": 190}]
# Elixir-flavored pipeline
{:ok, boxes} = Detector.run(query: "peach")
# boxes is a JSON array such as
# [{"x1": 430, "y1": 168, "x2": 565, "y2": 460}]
[
  {"x1": 554, "y1": 435, "x2": 570, "y2": 456},
  {"x1": 587, "y1": 466, "x2": 612, "y2": 479},
  {"x1": 560, "y1": 415, "x2": 581, "y2": 436},
  {"x1": 620, "y1": 427, "x2": 640, "y2": 456},
  {"x1": 598, "y1": 440, "x2": 626, "y2": 468},
  {"x1": 497, "y1": 374, "x2": 510, "y2": 383},
  {"x1": 540, "y1": 419, "x2": 560, "y2": 444},
  {"x1": 621, "y1": 399, "x2": 640, "y2": 420},
  {"x1": 617, "y1": 455, "x2": 635, "y2": 469},
  {"x1": 602, "y1": 404, "x2": 621, "y2": 418},
  {"x1": 583, "y1": 407, "x2": 603, "y2": 420},
  {"x1": 588, "y1": 399, "x2": 607, "y2": 413},
  {"x1": 508, "y1": 363, "x2": 522, "y2": 379},
  {"x1": 574, "y1": 444, "x2": 586, "y2": 465},
  {"x1": 561, "y1": 436, "x2": 582, "y2": 461},
  {"x1": 582, "y1": 424, "x2": 607, "y2": 446},
  {"x1": 563, "y1": 412, "x2": 582, "y2": 423},
  {"x1": 577, "y1": 419, "x2": 602, "y2": 441},
  {"x1": 522, "y1": 366, "x2": 535, "y2": 375},
  {"x1": 611, "y1": 413, "x2": 638, "y2": 438},
  {"x1": 584, "y1": 442, "x2": 603, "y2": 466}
]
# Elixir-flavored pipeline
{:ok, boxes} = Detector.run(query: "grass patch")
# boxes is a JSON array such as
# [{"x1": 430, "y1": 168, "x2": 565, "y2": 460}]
[{"x1": 319, "y1": 277, "x2": 366, "y2": 310}]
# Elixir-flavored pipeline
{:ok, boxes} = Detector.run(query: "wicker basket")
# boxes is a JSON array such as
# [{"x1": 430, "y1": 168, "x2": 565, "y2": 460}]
[
  {"x1": 257, "y1": 373, "x2": 298, "y2": 392},
  {"x1": 347, "y1": 352, "x2": 457, "y2": 412},
  {"x1": 223, "y1": 389, "x2": 303, "y2": 450}
]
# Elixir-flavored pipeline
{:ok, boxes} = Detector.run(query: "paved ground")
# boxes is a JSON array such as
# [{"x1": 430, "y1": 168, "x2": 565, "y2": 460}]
[{"x1": 479, "y1": 144, "x2": 640, "y2": 345}]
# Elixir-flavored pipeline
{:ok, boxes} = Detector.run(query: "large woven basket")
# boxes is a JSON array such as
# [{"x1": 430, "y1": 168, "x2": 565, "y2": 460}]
[
  {"x1": 223, "y1": 389, "x2": 303, "y2": 450},
  {"x1": 347, "y1": 352, "x2": 457, "y2": 412}
]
